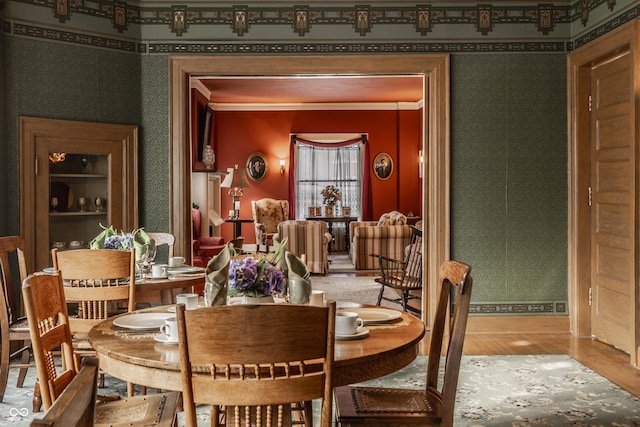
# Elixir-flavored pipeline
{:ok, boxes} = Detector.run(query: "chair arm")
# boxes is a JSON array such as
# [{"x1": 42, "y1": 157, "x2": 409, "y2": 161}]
[
  {"x1": 198, "y1": 236, "x2": 225, "y2": 246},
  {"x1": 370, "y1": 253, "x2": 407, "y2": 284},
  {"x1": 323, "y1": 232, "x2": 332, "y2": 245}
]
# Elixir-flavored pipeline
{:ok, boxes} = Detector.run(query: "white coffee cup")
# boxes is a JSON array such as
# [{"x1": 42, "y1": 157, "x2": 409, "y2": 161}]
[
  {"x1": 159, "y1": 317, "x2": 179, "y2": 343},
  {"x1": 336, "y1": 311, "x2": 364, "y2": 335},
  {"x1": 168, "y1": 256, "x2": 185, "y2": 268},
  {"x1": 309, "y1": 290, "x2": 325, "y2": 307},
  {"x1": 151, "y1": 264, "x2": 169, "y2": 278},
  {"x1": 176, "y1": 293, "x2": 199, "y2": 310}
]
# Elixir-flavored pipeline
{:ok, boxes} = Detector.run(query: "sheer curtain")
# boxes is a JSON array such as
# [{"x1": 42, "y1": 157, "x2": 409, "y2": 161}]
[{"x1": 289, "y1": 134, "x2": 370, "y2": 251}]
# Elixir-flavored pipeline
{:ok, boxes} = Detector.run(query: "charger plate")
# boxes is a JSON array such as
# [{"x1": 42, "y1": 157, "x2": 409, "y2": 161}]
[
  {"x1": 113, "y1": 313, "x2": 174, "y2": 330},
  {"x1": 337, "y1": 307, "x2": 402, "y2": 325}
]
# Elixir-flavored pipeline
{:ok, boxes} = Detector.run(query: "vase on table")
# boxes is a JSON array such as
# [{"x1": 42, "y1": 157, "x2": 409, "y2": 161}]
[
  {"x1": 325, "y1": 205, "x2": 334, "y2": 217},
  {"x1": 241, "y1": 294, "x2": 275, "y2": 304}
]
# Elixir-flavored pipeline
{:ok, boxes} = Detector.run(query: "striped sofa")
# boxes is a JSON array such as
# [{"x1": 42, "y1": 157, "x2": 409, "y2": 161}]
[{"x1": 274, "y1": 220, "x2": 332, "y2": 274}]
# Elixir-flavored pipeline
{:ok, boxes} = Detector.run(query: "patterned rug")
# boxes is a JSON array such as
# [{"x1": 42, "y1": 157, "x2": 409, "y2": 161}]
[{"x1": 3, "y1": 355, "x2": 639, "y2": 426}]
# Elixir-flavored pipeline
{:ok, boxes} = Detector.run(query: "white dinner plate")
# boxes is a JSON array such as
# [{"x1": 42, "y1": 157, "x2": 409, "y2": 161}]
[
  {"x1": 154, "y1": 332, "x2": 178, "y2": 345},
  {"x1": 167, "y1": 266, "x2": 204, "y2": 275},
  {"x1": 113, "y1": 313, "x2": 174, "y2": 330},
  {"x1": 336, "y1": 327, "x2": 369, "y2": 340},
  {"x1": 43, "y1": 267, "x2": 56, "y2": 274},
  {"x1": 337, "y1": 307, "x2": 403, "y2": 325}
]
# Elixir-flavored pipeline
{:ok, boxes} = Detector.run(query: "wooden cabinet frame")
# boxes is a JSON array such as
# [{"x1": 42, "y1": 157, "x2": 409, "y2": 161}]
[{"x1": 19, "y1": 117, "x2": 138, "y2": 271}]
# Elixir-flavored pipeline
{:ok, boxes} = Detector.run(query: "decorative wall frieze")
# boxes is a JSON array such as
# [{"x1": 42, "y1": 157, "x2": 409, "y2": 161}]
[
  {"x1": 470, "y1": 301, "x2": 567, "y2": 315},
  {"x1": 2, "y1": 1, "x2": 638, "y2": 54}
]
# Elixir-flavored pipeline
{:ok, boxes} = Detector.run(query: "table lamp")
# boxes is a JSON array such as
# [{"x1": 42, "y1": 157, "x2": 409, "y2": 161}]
[{"x1": 220, "y1": 165, "x2": 250, "y2": 219}]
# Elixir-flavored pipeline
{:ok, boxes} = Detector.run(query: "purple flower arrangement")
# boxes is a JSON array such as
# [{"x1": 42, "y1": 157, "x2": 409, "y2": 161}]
[
  {"x1": 103, "y1": 233, "x2": 134, "y2": 251},
  {"x1": 228, "y1": 256, "x2": 286, "y2": 298}
]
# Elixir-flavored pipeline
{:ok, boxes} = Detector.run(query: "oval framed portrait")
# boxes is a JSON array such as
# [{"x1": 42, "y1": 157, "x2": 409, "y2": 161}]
[
  {"x1": 246, "y1": 152, "x2": 268, "y2": 182},
  {"x1": 373, "y1": 152, "x2": 393, "y2": 180}
]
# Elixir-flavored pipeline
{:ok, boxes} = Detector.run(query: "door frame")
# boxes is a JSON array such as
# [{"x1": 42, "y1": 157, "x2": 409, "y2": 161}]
[
  {"x1": 167, "y1": 54, "x2": 450, "y2": 326},
  {"x1": 567, "y1": 20, "x2": 640, "y2": 364}
]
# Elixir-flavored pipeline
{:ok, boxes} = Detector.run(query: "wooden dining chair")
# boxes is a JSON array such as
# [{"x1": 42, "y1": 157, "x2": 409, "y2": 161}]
[
  {"x1": 334, "y1": 260, "x2": 473, "y2": 427},
  {"x1": 177, "y1": 301, "x2": 336, "y2": 427},
  {"x1": 0, "y1": 236, "x2": 33, "y2": 403},
  {"x1": 52, "y1": 248, "x2": 137, "y2": 395},
  {"x1": 23, "y1": 273, "x2": 179, "y2": 426},
  {"x1": 370, "y1": 224, "x2": 423, "y2": 314},
  {"x1": 147, "y1": 231, "x2": 176, "y2": 259}
]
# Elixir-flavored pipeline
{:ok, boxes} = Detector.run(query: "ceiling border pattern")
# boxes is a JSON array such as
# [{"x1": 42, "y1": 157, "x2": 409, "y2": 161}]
[{"x1": 1, "y1": 1, "x2": 637, "y2": 53}]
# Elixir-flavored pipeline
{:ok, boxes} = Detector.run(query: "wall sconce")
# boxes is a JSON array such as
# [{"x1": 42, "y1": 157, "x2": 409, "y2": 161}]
[
  {"x1": 418, "y1": 150, "x2": 424, "y2": 179},
  {"x1": 279, "y1": 159, "x2": 286, "y2": 175}
]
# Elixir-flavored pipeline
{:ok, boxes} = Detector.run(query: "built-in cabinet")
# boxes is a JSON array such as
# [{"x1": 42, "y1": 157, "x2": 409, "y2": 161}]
[{"x1": 19, "y1": 117, "x2": 138, "y2": 272}]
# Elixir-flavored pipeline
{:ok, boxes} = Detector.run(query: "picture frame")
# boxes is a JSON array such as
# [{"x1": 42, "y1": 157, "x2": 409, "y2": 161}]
[
  {"x1": 247, "y1": 152, "x2": 268, "y2": 181},
  {"x1": 192, "y1": 105, "x2": 214, "y2": 172},
  {"x1": 373, "y1": 152, "x2": 393, "y2": 180}
]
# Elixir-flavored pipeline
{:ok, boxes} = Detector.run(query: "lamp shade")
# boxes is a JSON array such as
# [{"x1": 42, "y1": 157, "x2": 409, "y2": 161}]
[{"x1": 221, "y1": 165, "x2": 250, "y2": 189}]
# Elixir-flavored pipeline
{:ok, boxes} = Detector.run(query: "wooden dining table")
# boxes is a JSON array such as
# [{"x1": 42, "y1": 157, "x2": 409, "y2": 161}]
[
  {"x1": 88, "y1": 303, "x2": 425, "y2": 391},
  {"x1": 135, "y1": 274, "x2": 205, "y2": 305}
]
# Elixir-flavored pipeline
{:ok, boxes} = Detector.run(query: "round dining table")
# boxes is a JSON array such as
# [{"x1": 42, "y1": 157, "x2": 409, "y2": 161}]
[
  {"x1": 135, "y1": 274, "x2": 205, "y2": 305},
  {"x1": 88, "y1": 303, "x2": 426, "y2": 391}
]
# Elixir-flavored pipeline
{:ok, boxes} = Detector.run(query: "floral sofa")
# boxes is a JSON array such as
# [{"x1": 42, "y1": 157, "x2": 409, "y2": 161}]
[
  {"x1": 349, "y1": 211, "x2": 415, "y2": 270},
  {"x1": 273, "y1": 220, "x2": 332, "y2": 274}
]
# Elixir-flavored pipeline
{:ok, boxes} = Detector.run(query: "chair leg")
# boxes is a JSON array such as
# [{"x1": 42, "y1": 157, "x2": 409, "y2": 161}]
[
  {"x1": 376, "y1": 285, "x2": 385, "y2": 306},
  {"x1": 17, "y1": 348, "x2": 30, "y2": 387},
  {"x1": 401, "y1": 290, "x2": 409, "y2": 312},
  {"x1": 33, "y1": 381, "x2": 42, "y2": 413},
  {"x1": 0, "y1": 340, "x2": 9, "y2": 402}
]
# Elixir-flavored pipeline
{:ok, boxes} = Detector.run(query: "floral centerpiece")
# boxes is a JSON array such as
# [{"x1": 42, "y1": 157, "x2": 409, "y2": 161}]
[
  {"x1": 228, "y1": 256, "x2": 286, "y2": 299},
  {"x1": 321, "y1": 185, "x2": 342, "y2": 206},
  {"x1": 90, "y1": 224, "x2": 154, "y2": 263}
]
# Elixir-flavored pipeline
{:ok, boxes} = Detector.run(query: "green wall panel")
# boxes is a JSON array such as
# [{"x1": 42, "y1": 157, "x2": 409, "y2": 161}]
[{"x1": 450, "y1": 53, "x2": 567, "y2": 314}]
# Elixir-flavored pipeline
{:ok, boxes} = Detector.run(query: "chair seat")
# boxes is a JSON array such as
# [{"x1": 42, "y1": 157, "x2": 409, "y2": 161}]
[
  {"x1": 9, "y1": 317, "x2": 30, "y2": 332},
  {"x1": 95, "y1": 392, "x2": 179, "y2": 427},
  {"x1": 334, "y1": 386, "x2": 440, "y2": 425}
]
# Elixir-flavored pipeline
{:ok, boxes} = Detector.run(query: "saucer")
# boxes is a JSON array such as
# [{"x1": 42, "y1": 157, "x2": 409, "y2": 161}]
[
  {"x1": 154, "y1": 332, "x2": 178, "y2": 345},
  {"x1": 336, "y1": 327, "x2": 369, "y2": 340}
]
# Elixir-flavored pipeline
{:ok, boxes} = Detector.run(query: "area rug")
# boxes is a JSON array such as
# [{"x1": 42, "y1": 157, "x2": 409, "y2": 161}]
[
  {"x1": 3, "y1": 355, "x2": 639, "y2": 426},
  {"x1": 311, "y1": 274, "x2": 400, "y2": 309}
]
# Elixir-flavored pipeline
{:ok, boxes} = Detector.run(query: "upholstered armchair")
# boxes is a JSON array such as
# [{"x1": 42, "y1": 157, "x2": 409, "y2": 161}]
[
  {"x1": 349, "y1": 211, "x2": 413, "y2": 270},
  {"x1": 251, "y1": 198, "x2": 289, "y2": 250},
  {"x1": 192, "y1": 208, "x2": 225, "y2": 268},
  {"x1": 274, "y1": 220, "x2": 332, "y2": 274}
]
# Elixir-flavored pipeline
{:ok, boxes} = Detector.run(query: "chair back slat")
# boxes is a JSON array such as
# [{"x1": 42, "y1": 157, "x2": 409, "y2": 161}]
[
  {"x1": 178, "y1": 302, "x2": 336, "y2": 427},
  {"x1": 22, "y1": 272, "x2": 78, "y2": 410},
  {"x1": 426, "y1": 260, "x2": 473, "y2": 425}
]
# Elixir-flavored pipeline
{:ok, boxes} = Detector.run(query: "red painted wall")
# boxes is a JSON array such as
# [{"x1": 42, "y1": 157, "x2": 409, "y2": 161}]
[{"x1": 208, "y1": 109, "x2": 422, "y2": 242}]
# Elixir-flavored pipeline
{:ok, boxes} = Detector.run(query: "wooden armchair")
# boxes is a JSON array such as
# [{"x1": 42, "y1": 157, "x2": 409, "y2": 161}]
[
  {"x1": 0, "y1": 236, "x2": 32, "y2": 403},
  {"x1": 23, "y1": 273, "x2": 179, "y2": 426},
  {"x1": 177, "y1": 302, "x2": 336, "y2": 427},
  {"x1": 251, "y1": 198, "x2": 289, "y2": 251},
  {"x1": 334, "y1": 260, "x2": 473, "y2": 427},
  {"x1": 371, "y1": 225, "x2": 423, "y2": 313}
]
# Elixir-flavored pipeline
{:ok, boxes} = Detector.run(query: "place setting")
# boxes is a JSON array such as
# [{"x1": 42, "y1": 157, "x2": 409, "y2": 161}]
[{"x1": 335, "y1": 311, "x2": 369, "y2": 340}]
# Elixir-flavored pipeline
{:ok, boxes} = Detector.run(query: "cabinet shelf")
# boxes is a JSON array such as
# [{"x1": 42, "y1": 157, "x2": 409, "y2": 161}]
[
  {"x1": 50, "y1": 173, "x2": 107, "y2": 179},
  {"x1": 50, "y1": 211, "x2": 107, "y2": 217}
]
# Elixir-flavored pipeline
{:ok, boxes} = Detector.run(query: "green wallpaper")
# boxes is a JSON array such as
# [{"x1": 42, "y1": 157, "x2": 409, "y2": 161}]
[
  {"x1": 0, "y1": 31, "x2": 6, "y2": 236},
  {"x1": 1, "y1": 0, "x2": 629, "y2": 315},
  {"x1": 451, "y1": 54, "x2": 567, "y2": 314}
]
